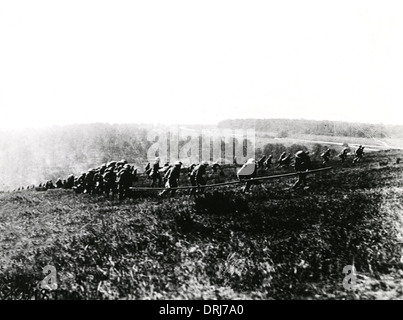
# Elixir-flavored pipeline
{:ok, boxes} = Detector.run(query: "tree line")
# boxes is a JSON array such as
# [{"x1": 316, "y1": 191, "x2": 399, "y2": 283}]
[{"x1": 217, "y1": 118, "x2": 403, "y2": 139}]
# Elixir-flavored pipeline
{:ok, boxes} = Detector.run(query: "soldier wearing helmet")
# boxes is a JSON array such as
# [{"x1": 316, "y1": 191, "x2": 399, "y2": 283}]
[
  {"x1": 73, "y1": 173, "x2": 86, "y2": 193},
  {"x1": 117, "y1": 164, "x2": 134, "y2": 200},
  {"x1": 103, "y1": 167, "x2": 117, "y2": 200},
  {"x1": 189, "y1": 161, "x2": 209, "y2": 197},
  {"x1": 257, "y1": 155, "x2": 267, "y2": 170},
  {"x1": 292, "y1": 150, "x2": 312, "y2": 190},
  {"x1": 353, "y1": 145, "x2": 365, "y2": 164},
  {"x1": 159, "y1": 161, "x2": 182, "y2": 197},
  {"x1": 276, "y1": 152, "x2": 291, "y2": 169},
  {"x1": 321, "y1": 148, "x2": 331, "y2": 165},
  {"x1": 85, "y1": 169, "x2": 96, "y2": 194},
  {"x1": 45, "y1": 180, "x2": 55, "y2": 190},
  {"x1": 212, "y1": 162, "x2": 220, "y2": 173},
  {"x1": 264, "y1": 155, "x2": 273, "y2": 171},
  {"x1": 150, "y1": 157, "x2": 162, "y2": 188},
  {"x1": 339, "y1": 148, "x2": 349, "y2": 163},
  {"x1": 276, "y1": 152, "x2": 286, "y2": 167},
  {"x1": 55, "y1": 178, "x2": 63, "y2": 189},
  {"x1": 66, "y1": 174, "x2": 75, "y2": 189}
]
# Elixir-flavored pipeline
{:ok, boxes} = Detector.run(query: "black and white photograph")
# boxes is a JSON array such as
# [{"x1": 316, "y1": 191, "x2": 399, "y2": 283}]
[{"x1": 1, "y1": 0, "x2": 403, "y2": 306}]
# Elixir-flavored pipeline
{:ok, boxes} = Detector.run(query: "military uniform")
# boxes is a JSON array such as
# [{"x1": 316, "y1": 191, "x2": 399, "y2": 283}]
[
  {"x1": 55, "y1": 179, "x2": 63, "y2": 188},
  {"x1": 264, "y1": 155, "x2": 272, "y2": 171},
  {"x1": 257, "y1": 155, "x2": 267, "y2": 169},
  {"x1": 339, "y1": 148, "x2": 348, "y2": 163},
  {"x1": 292, "y1": 151, "x2": 311, "y2": 189},
  {"x1": 93, "y1": 171, "x2": 104, "y2": 194},
  {"x1": 74, "y1": 173, "x2": 86, "y2": 193},
  {"x1": 189, "y1": 162, "x2": 208, "y2": 196},
  {"x1": 43, "y1": 180, "x2": 54, "y2": 190},
  {"x1": 159, "y1": 162, "x2": 182, "y2": 197},
  {"x1": 353, "y1": 146, "x2": 364, "y2": 163},
  {"x1": 103, "y1": 169, "x2": 117, "y2": 200},
  {"x1": 66, "y1": 175, "x2": 75, "y2": 189},
  {"x1": 277, "y1": 152, "x2": 290, "y2": 168},
  {"x1": 321, "y1": 149, "x2": 331, "y2": 165},
  {"x1": 117, "y1": 166, "x2": 134, "y2": 200},
  {"x1": 85, "y1": 169, "x2": 96, "y2": 194},
  {"x1": 150, "y1": 159, "x2": 162, "y2": 187}
]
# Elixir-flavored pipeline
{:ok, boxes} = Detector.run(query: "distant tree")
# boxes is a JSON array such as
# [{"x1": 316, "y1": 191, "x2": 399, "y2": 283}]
[{"x1": 217, "y1": 118, "x2": 390, "y2": 139}]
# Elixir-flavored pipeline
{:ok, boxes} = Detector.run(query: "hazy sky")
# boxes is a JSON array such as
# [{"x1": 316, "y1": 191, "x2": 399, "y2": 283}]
[{"x1": 1, "y1": 0, "x2": 403, "y2": 128}]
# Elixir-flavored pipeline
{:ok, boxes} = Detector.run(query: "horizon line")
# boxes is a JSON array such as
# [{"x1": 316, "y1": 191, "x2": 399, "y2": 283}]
[{"x1": 1, "y1": 117, "x2": 402, "y2": 131}]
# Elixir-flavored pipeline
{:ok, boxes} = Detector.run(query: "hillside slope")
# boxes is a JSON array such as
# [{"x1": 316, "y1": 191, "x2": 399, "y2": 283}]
[{"x1": 1, "y1": 149, "x2": 403, "y2": 299}]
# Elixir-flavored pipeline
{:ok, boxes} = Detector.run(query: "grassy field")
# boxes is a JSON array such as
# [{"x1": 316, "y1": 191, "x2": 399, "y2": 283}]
[{"x1": 1, "y1": 149, "x2": 403, "y2": 299}]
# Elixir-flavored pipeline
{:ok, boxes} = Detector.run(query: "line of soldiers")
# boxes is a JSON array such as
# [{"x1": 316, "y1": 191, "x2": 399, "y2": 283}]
[
  {"x1": 236, "y1": 144, "x2": 372, "y2": 193},
  {"x1": 34, "y1": 160, "x2": 138, "y2": 200},
  {"x1": 143, "y1": 157, "x2": 225, "y2": 197},
  {"x1": 146, "y1": 148, "x2": 330, "y2": 195},
  {"x1": 74, "y1": 160, "x2": 138, "y2": 200},
  {"x1": 18, "y1": 145, "x2": 370, "y2": 195},
  {"x1": 237, "y1": 150, "x2": 313, "y2": 192},
  {"x1": 337, "y1": 145, "x2": 364, "y2": 164}
]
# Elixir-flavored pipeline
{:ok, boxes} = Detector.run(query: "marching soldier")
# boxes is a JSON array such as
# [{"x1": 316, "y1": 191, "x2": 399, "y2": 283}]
[
  {"x1": 353, "y1": 145, "x2": 365, "y2": 164},
  {"x1": 45, "y1": 180, "x2": 55, "y2": 190},
  {"x1": 211, "y1": 162, "x2": 225, "y2": 183},
  {"x1": 278, "y1": 152, "x2": 286, "y2": 163},
  {"x1": 321, "y1": 148, "x2": 331, "y2": 165},
  {"x1": 144, "y1": 162, "x2": 151, "y2": 175},
  {"x1": 282, "y1": 154, "x2": 292, "y2": 169},
  {"x1": 150, "y1": 157, "x2": 162, "y2": 187},
  {"x1": 93, "y1": 170, "x2": 104, "y2": 194},
  {"x1": 212, "y1": 162, "x2": 220, "y2": 173},
  {"x1": 73, "y1": 172, "x2": 86, "y2": 193},
  {"x1": 99, "y1": 164, "x2": 107, "y2": 175},
  {"x1": 276, "y1": 152, "x2": 291, "y2": 168},
  {"x1": 66, "y1": 174, "x2": 75, "y2": 189},
  {"x1": 189, "y1": 161, "x2": 209, "y2": 196},
  {"x1": 339, "y1": 148, "x2": 348, "y2": 163},
  {"x1": 159, "y1": 161, "x2": 182, "y2": 197},
  {"x1": 103, "y1": 168, "x2": 117, "y2": 200},
  {"x1": 55, "y1": 178, "x2": 63, "y2": 188},
  {"x1": 85, "y1": 169, "x2": 96, "y2": 194},
  {"x1": 257, "y1": 155, "x2": 267, "y2": 170},
  {"x1": 292, "y1": 150, "x2": 312, "y2": 190},
  {"x1": 117, "y1": 164, "x2": 134, "y2": 200},
  {"x1": 188, "y1": 163, "x2": 197, "y2": 175},
  {"x1": 264, "y1": 155, "x2": 273, "y2": 171}
]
